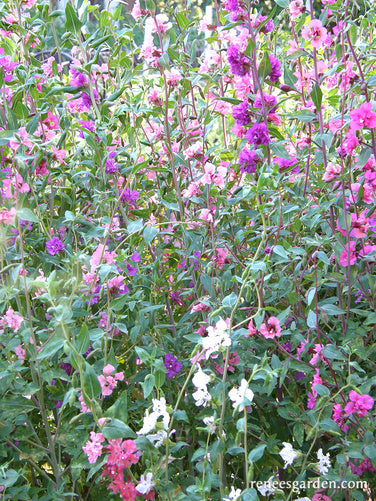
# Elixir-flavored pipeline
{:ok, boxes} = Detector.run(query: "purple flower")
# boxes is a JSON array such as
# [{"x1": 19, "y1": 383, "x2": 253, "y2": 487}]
[
  {"x1": 126, "y1": 262, "x2": 137, "y2": 276},
  {"x1": 46, "y1": 236, "x2": 65, "y2": 255},
  {"x1": 239, "y1": 148, "x2": 262, "y2": 174},
  {"x1": 245, "y1": 123, "x2": 271, "y2": 145},
  {"x1": 269, "y1": 54, "x2": 282, "y2": 82},
  {"x1": 227, "y1": 46, "x2": 250, "y2": 77},
  {"x1": 80, "y1": 92, "x2": 92, "y2": 108},
  {"x1": 274, "y1": 156, "x2": 299, "y2": 174},
  {"x1": 120, "y1": 187, "x2": 139, "y2": 203},
  {"x1": 130, "y1": 252, "x2": 140, "y2": 263},
  {"x1": 164, "y1": 353, "x2": 182, "y2": 379},
  {"x1": 254, "y1": 93, "x2": 278, "y2": 113},
  {"x1": 232, "y1": 101, "x2": 252, "y2": 126},
  {"x1": 70, "y1": 67, "x2": 89, "y2": 87},
  {"x1": 105, "y1": 160, "x2": 118, "y2": 174},
  {"x1": 255, "y1": 15, "x2": 274, "y2": 34},
  {"x1": 225, "y1": 0, "x2": 239, "y2": 12}
]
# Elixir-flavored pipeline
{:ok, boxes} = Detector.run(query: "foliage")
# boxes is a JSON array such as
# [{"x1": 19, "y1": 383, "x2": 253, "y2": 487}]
[{"x1": 0, "y1": 0, "x2": 376, "y2": 500}]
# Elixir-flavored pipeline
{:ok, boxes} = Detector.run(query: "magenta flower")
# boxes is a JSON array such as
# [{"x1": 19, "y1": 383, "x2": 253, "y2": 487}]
[
  {"x1": 245, "y1": 123, "x2": 271, "y2": 146},
  {"x1": 164, "y1": 353, "x2": 182, "y2": 379},
  {"x1": 339, "y1": 241, "x2": 357, "y2": 267},
  {"x1": 239, "y1": 148, "x2": 261, "y2": 174},
  {"x1": 350, "y1": 102, "x2": 376, "y2": 130},
  {"x1": 344, "y1": 390, "x2": 374, "y2": 417},
  {"x1": 232, "y1": 101, "x2": 252, "y2": 126},
  {"x1": 227, "y1": 46, "x2": 250, "y2": 77},
  {"x1": 46, "y1": 236, "x2": 65, "y2": 255}
]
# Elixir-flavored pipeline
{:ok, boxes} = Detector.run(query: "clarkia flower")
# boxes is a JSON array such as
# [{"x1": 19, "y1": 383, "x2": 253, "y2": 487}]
[
  {"x1": 46, "y1": 236, "x2": 65, "y2": 255},
  {"x1": 164, "y1": 353, "x2": 182, "y2": 379},
  {"x1": 245, "y1": 123, "x2": 271, "y2": 146}
]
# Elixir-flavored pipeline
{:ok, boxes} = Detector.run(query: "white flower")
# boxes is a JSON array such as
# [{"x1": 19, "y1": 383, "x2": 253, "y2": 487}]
[
  {"x1": 295, "y1": 498, "x2": 311, "y2": 501},
  {"x1": 317, "y1": 448, "x2": 331, "y2": 475},
  {"x1": 137, "y1": 409, "x2": 158, "y2": 435},
  {"x1": 146, "y1": 429, "x2": 175, "y2": 447},
  {"x1": 279, "y1": 442, "x2": 298, "y2": 469},
  {"x1": 137, "y1": 398, "x2": 170, "y2": 436},
  {"x1": 193, "y1": 387, "x2": 212, "y2": 407},
  {"x1": 257, "y1": 476, "x2": 275, "y2": 496},
  {"x1": 228, "y1": 379, "x2": 254, "y2": 412},
  {"x1": 223, "y1": 486, "x2": 242, "y2": 500},
  {"x1": 192, "y1": 365, "x2": 211, "y2": 389},
  {"x1": 202, "y1": 317, "x2": 231, "y2": 358},
  {"x1": 136, "y1": 472, "x2": 155, "y2": 495},
  {"x1": 203, "y1": 416, "x2": 216, "y2": 434}
]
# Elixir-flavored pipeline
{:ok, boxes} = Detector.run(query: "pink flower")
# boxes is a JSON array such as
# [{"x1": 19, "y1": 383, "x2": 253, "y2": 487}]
[
  {"x1": 344, "y1": 390, "x2": 374, "y2": 417},
  {"x1": 98, "y1": 365, "x2": 124, "y2": 397},
  {"x1": 14, "y1": 344, "x2": 26, "y2": 360},
  {"x1": 105, "y1": 438, "x2": 139, "y2": 469},
  {"x1": 322, "y1": 162, "x2": 341, "y2": 182},
  {"x1": 0, "y1": 307, "x2": 24, "y2": 333},
  {"x1": 78, "y1": 393, "x2": 90, "y2": 413},
  {"x1": 350, "y1": 102, "x2": 376, "y2": 130},
  {"x1": 289, "y1": 0, "x2": 305, "y2": 19},
  {"x1": 165, "y1": 68, "x2": 183, "y2": 86},
  {"x1": 0, "y1": 207, "x2": 16, "y2": 224},
  {"x1": 82, "y1": 431, "x2": 105, "y2": 464},
  {"x1": 301, "y1": 19, "x2": 328, "y2": 49},
  {"x1": 259, "y1": 317, "x2": 282, "y2": 339},
  {"x1": 131, "y1": 0, "x2": 143, "y2": 20},
  {"x1": 245, "y1": 319, "x2": 257, "y2": 337},
  {"x1": 339, "y1": 241, "x2": 357, "y2": 267}
]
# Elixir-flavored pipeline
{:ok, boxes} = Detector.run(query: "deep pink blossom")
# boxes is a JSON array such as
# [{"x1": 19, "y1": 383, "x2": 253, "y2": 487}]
[
  {"x1": 259, "y1": 317, "x2": 282, "y2": 339},
  {"x1": 350, "y1": 102, "x2": 376, "y2": 130},
  {"x1": 344, "y1": 390, "x2": 374, "y2": 417}
]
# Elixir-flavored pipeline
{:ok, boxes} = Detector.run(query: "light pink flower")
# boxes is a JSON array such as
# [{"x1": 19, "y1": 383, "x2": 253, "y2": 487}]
[
  {"x1": 0, "y1": 207, "x2": 16, "y2": 224},
  {"x1": 98, "y1": 365, "x2": 124, "y2": 397},
  {"x1": 322, "y1": 162, "x2": 341, "y2": 182},
  {"x1": 82, "y1": 431, "x2": 105, "y2": 464}
]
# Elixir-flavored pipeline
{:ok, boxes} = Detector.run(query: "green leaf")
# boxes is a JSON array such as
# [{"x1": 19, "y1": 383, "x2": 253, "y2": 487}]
[
  {"x1": 241, "y1": 488, "x2": 259, "y2": 501},
  {"x1": 322, "y1": 345, "x2": 347, "y2": 360},
  {"x1": 287, "y1": 110, "x2": 317, "y2": 123},
  {"x1": 102, "y1": 418, "x2": 136, "y2": 439},
  {"x1": 38, "y1": 336, "x2": 65, "y2": 360},
  {"x1": 222, "y1": 292, "x2": 237, "y2": 308},
  {"x1": 141, "y1": 374, "x2": 155, "y2": 398},
  {"x1": 173, "y1": 410, "x2": 189, "y2": 423},
  {"x1": 17, "y1": 208, "x2": 39, "y2": 223},
  {"x1": 83, "y1": 362, "x2": 101, "y2": 399},
  {"x1": 127, "y1": 219, "x2": 143, "y2": 234},
  {"x1": 248, "y1": 444, "x2": 267, "y2": 462},
  {"x1": 65, "y1": 3, "x2": 82, "y2": 33},
  {"x1": 176, "y1": 12, "x2": 189, "y2": 30},
  {"x1": 307, "y1": 310, "x2": 317, "y2": 329},
  {"x1": 273, "y1": 0, "x2": 289, "y2": 7},
  {"x1": 364, "y1": 444, "x2": 376, "y2": 460},
  {"x1": 143, "y1": 226, "x2": 158, "y2": 244},
  {"x1": 76, "y1": 323, "x2": 90, "y2": 354},
  {"x1": 314, "y1": 384, "x2": 330, "y2": 396},
  {"x1": 293, "y1": 422, "x2": 304, "y2": 446},
  {"x1": 105, "y1": 391, "x2": 128, "y2": 423},
  {"x1": 320, "y1": 304, "x2": 345, "y2": 315},
  {"x1": 258, "y1": 52, "x2": 271, "y2": 81},
  {"x1": 310, "y1": 83, "x2": 322, "y2": 111}
]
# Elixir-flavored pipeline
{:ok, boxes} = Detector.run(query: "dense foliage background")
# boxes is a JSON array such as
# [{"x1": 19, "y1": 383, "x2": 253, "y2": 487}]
[{"x1": 0, "y1": 0, "x2": 376, "y2": 500}]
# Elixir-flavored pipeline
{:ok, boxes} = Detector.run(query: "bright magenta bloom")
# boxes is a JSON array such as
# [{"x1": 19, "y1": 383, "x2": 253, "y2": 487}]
[
  {"x1": 350, "y1": 102, "x2": 376, "y2": 130},
  {"x1": 344, "y1": 390, "x2": 374, "y2": 417}
]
